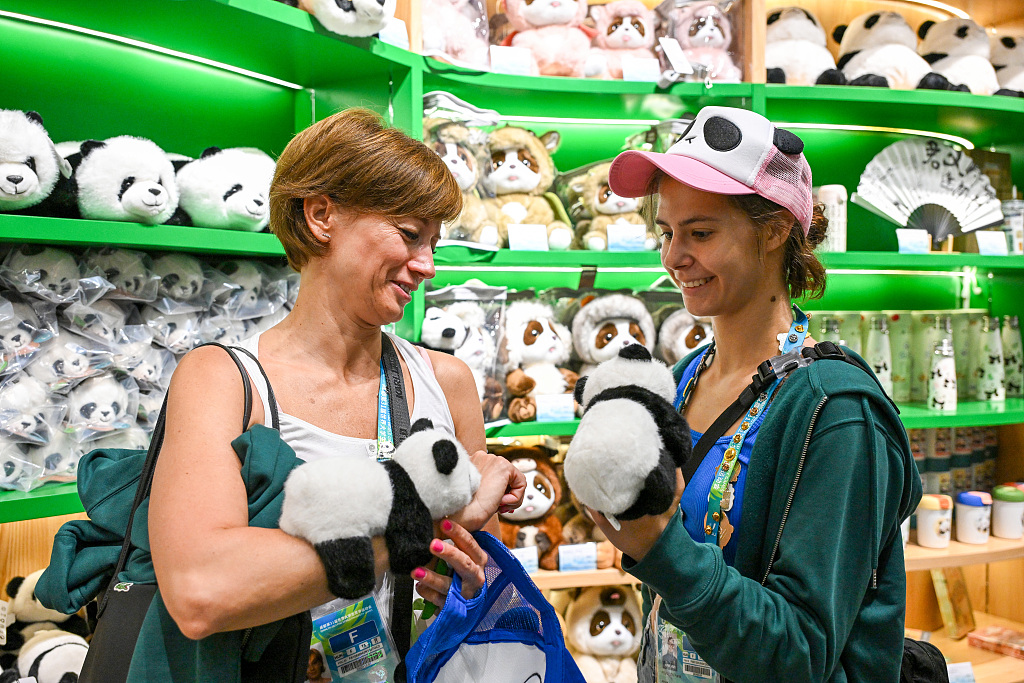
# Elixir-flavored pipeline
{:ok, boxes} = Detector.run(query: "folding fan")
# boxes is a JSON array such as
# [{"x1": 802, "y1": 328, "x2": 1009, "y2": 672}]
[{"x1": 852, "y1": 139, "x2": 1004, "y2": 243}]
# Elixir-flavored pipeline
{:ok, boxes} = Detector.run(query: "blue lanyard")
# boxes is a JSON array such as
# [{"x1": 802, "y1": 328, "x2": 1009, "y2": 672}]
[{"x1": 376, "y1": 360, "x2": 394, "y2": 461}]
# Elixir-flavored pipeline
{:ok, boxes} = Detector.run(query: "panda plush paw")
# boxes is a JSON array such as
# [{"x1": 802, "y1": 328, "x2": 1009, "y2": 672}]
[
  {"x1": 564, "y1": 345, "x2": 692, "y2": 529},
  {"x1": 917, "y1": 72, "x2": 955, "y2": 90},
  {"x1": 279, "y1": 418, "x2": 480, "y2": 599},
  {"x1": 766, "y1": 67, "x2": 786, "y2": 83},
  {"x1": 849, "y1": 73, "x2": 890, "y2": 88},
  {"x1": 815, "y1": 68, "x2": 847, "y2": 85}
]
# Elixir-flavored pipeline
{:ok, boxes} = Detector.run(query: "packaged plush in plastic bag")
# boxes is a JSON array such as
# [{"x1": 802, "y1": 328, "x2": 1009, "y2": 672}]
[
  {"x1": 63, "y1": 372, "x2": 139, "y2": 443},
  {"x1": 420, "y1": 0, "x2": 490, "y2": 69},
  {"x1": 212, "y1": 260, "x2": 287, "y2": 321},
  {"x1": 656, "y1": 0, "x2": 744, "y2": 84},
  {"x1": 26, "y1": 430, "x2": 83, "y2": 485},
  {"x1": 127, "y1": 344, "x2": 177, "y2": 390},
  {"x1": 423, "y1": 283, "x2": 506, "y2": 423},
  {"x1": 0, "y1": 373, "x2": 66, "y2": 445},
  {"x1": 556, "y1": 160, "x2": 655, "y2": 251},
  {"x1": 25, "y1": 330, "x2": 113, "y2": 392},
  {"x1": 62, "y1": 299, "x2": 129, "y2": 347},
  {"x1": 151, "y1": 252, "x2": 211, "y2": 314},
  {"x1": 136, "y1": 388, "x2": 165, "y2": 432},
  {"x1": 83, "y1": 247, "x2": 160, "y2": 302},
  {"x1": 138, "y1": 304, "x2": 202, "y2": 356},
  {"x1": 0, "y1": 439, "x2": 44, "y2": 491},
  {"x1": 199, "y1": 313, "x2": 256, "y2": 346},
  {"x1": 0, "y1": 290, "x2": 58, "y2": 377},
  {"x1": 1, "y1": 244, "x2": 83, "y2": 304}
]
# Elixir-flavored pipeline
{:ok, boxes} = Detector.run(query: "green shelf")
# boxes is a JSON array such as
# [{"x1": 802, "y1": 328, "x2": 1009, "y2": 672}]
[
  {"x1": 0, "y1": 214, "x2": 286, "y2": 257},
  {"x1": 821, "y1": 252, "x2": 1024, "y2": 274},
  {"x1": 486, "y1": 420, "x2": 581, "y2": 438},
  {"x1": 898, "y1": 399, "x2": 1024, "y2": 430},
  {"x1": 434, "y1": 246, "x2": 663, "y2": 268},
  {"x1": 0, "y1": 482, "x2": 83, "y2": 524}
]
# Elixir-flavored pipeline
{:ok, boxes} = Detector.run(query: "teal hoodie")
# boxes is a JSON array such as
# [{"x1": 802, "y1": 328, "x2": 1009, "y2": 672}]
[{"x1": 625, "y1": 347, "x2": 922, "y2": 683}]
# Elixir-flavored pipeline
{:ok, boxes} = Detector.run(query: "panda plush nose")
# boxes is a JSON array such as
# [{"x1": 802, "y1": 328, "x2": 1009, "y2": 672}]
[
  {"x1": 7, "y1": 175, "x2": 23, "y2": 185},
  {"x1": 442, "y1": 328, "x2": 456, "y2": 339},
  {"x1": 148, "y1": 188, "x2": 162, "y2": 196},
  {"x1": 253, "y1": 199, "x2": 263, "y2": 206}
]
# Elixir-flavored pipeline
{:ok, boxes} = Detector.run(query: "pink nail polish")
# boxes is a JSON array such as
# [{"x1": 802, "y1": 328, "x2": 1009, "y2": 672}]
[
  {"x1": 431, "y1": 540, "x2": 444, "y2": 553},
  {"x1": 441, "y1": 519, "x2": 453, "y2": 532},
  {"x1": 414, "y1": 567, "x2": 426, "y2": 580}
]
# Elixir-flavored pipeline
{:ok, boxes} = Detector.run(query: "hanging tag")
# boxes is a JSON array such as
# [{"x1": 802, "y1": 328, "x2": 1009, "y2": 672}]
[
  {"x1": 657, "y1": 38, "x2": 694, "y2": 75},
  {"x1": 0, "y1": 598, "x2": 7, "y2": 646}
]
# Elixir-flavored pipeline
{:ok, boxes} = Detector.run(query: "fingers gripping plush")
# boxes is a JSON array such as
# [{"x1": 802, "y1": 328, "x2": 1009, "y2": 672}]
[
  {"x1": 564, "y1": 345, "x2": 692, "y2": 529},
  {"x1": 279, "y1": 419, "x2": 481, "y2": 599}
]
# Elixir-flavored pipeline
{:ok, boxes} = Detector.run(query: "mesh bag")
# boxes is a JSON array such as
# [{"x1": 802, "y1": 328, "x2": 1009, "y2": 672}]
[{"x1": 406, "y1": 532, "x2": 586, "y2": 683}]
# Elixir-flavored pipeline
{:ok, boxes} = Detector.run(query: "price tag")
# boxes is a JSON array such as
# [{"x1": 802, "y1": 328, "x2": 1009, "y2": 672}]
[
  {"x1": 607, "y1": 222, "x2": 648, "y2": 251},
  {"x1": 946, "y1": 662, "x2": 976, "y2": 683},
  {"x1": 535, "y1": 393, "x2": 575, "y2": 421},
  {"x1": 511, "y1": 545, "x2": 540, "y2": 573},
  {"x1": 558, "y1": 542, "x2": 598, "y2": 571},
  {"x1": 0, "y1": 598, "x2": 7, "y2": 646},
  {"x1": 621, "y1": 56, "x2": 662, "y2": 82},
  {"x1": 974, "y1": 230, "x2": 1009, "y2": 256},
  {"x1": 896, "y1": 228, "x2": 932, "y2": 254},
  {"x1": 489, "y1": 46, "x2": 534, "y2": 76},
  {"x1": 507, "y1": 224, "x2": 550, "y2": 251},
  {"x1": 376, "y1": 18, "x2": 409, "y2": 50},
  {"x1": 657, "y1": 38, "x2": 694, "y2": 75}
]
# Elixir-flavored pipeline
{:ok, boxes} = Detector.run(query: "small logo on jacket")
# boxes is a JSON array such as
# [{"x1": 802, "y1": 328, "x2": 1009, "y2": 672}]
[{"x1": 113, "y1": 582, "x2": 134, "y2": 592}]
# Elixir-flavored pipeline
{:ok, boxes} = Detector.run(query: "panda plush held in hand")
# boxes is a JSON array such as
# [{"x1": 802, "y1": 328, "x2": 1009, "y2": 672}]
[
  {"x1": 53, "y1": 136, "x2": 180, "y2": 224},
  {"x1": 171, "y1": 147, "x2": 275, "y2": 231},
  {"x1": 918, "y1": 18, "x2": 1007, "y2": 96},
  {"x1": 833, "y1": 11, "x2": 955, "y2": 90},
  {"x1": 498, "y1": 446, "x2": 564, "y2": 571},
  {"x1": 279, "y1": 418, "x2": 481, "y2": 599},
  {"x1": 765, "y1": 7, "x2": 845, "y2": 85},
  {"x1": 565, "y1": 345, "x2": 691, "y2": 530},
  {"x1": 571, "y1": 293, "x2": 656, "y2": 377},
  {"x1": 564, "y1": 586, "x2": 642, "y2": 683},
  {"x1": 0, "y1": 110, "x2": 71, "y2": 214}
]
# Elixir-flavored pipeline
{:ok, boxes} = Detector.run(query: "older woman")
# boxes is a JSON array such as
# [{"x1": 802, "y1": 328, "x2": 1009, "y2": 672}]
[{"x1": 147, "y1": 109, "x2": 525, "y2": 677}]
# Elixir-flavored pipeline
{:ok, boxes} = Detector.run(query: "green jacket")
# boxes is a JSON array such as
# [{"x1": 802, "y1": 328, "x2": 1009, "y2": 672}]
[
  {"x1": 626, "y1": 347, "x2": 921, "y2": 683},
  {"x1": 37, "y1": 424, "x2": 304, "y2": 683}
]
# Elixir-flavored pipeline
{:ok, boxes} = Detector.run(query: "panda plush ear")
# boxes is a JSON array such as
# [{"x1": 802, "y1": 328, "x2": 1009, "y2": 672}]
[
  {"x1": 410, "y1": 417, "x2": 434, "y2": 434},
  {"x1": 80, "y1": 140, "x2": 106, "y2": 157},
  {"x1": 201, "y1": 146, "x2": 222, "y2": 159},
  {"x1": 832, "y1": 24, "x2": 847, "y2": 44},
  {"x1": 766, "y1": 10, "x2": 781, "y2": 25},
  {"x1": 6, "y1": 575, "x2": 24, "y2": 599},
  {"x1": 573, "y1": 375, "x2": 588, "y2": 405},
  {"x1": 25, "y1": 111, "x2": 44, "y2": 126},
  {"x1": 432, "y1": 440, "x2": 459, "y2": 475},
  {"x1": 918, "y1": 20, "x2": 935, "y2": 40},
  {"x1": 619, "y1": 344, "x2": 651, "y2": 361}
]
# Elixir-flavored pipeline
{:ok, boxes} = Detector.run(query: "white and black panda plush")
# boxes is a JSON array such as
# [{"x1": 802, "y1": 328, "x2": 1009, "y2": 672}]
[
  {"x1": 833, "y1": 11, "x2": 955, "y2": 90},
  {"x1": 216, "y1": 260, "x2": 266, "y2": 316},
  {"x1": 420, "y1": 306, "x2": 469, "y2": 354},
  {"x1": 765, "y1": 7, "x2": 845, "y2": 85},
  {"x1": 65, "y1": 374, "x2": 132, "y2": 437},
  {"x1": 0, "y1": 374, "x2": 52, "y2": 443},
  {"x1": 279, "y1": 417, "x2": 481, "y2": 599},
  {"x1": 0, "y1": 629, "x2": 89, "y2": 683},
  {"x1": 25, "y1": 431, "x2": 81, "y2": 480},
  {"x1": 0, "y1": 299, "x2": 53, "y2": 369},
  {"x1": 152, "y1": 253, "x2": 206, "y2": 304},
  {"x1": 171, "y1": 147, "x2": 275, "y2": 231},
  {"x1": 4, "y1": 245, "x2": 81, "y2": 302},
  {"x1": 62, "y1": 299, "x2": 128, "y2": 347},
  {"x1": 991, "y1": 34, "x2": 1024, "y2": 93},
  {"x1": 571, "y1": 293, "x2": 656, "y2": 377},
  {"x1": 84, "y1": 247, "x2": 158, "y2": 301},
  {"x1": 127, "y1": 344, "x2": 175, "y2": 389},
  {"x1": 140, "y1": 305, "x2": 201, "y2": 355},
  {"x1": 918, "y1": 18, "x2": 1009, "y2": 96},
  {"x1": 55, "y1": 136, "x2": 179, "y2": 224},
  {"x1": 0, "y1": 110, "x2": 71, "y2": 214},
  {"x1": 293, "y1": 0, "x2": 398, "y2": 38},
  {"x1": 25, "y1": 332, "x2": 97, "y2": 389},
  {"x1": 1, "y1": 569, "x2": 90, "y2": 670},
  {"x1": 0, "y1": 440, "x2": 40, "y2": 492},
  {"x1": 565, "y1": 345, "x2": 691, "y2": 529}
]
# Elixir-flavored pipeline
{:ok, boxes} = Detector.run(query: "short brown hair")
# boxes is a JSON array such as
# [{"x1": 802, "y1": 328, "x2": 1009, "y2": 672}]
[
  {"x1": 640, "y1": 172, "x2": 829, "y2": 300},
  {"x1": 269, "y1": 108, "x2": 462, "y2": 270}
]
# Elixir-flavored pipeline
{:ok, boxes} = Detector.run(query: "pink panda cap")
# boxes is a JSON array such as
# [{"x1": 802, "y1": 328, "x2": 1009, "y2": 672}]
[{"x1": 608, "y1": 106, "x2": 814, "y2": 234}]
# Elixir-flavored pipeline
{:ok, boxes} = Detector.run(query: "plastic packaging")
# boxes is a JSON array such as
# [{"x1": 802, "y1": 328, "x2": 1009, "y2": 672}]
[
  {"x1": 25, "y1": 430, "x2": 83, "y2": 485},
  {"x1": 309, "y1": 595, "x2": 399, "y2": 682},
  {"x1": 150, "y1": 253, "x2": 210, "y2": 314},
  {"x1": 136, "y1": 388, "x2": 165, "y2": 432},
  {"x1": 815, "y1": 185, "x2": 847, "y2": 253},
  {"x1": 1, "y1": 244, "x2": 82, "y2": 304},
  {"x1": 62, "y1": 299, "x2": 128, "y2": 347},
  {"x1": 139, "y1": 305, "x2": 202, "y2": 356},
  {"x1": 656, "y1": 0, "x2": 744, "y2": 84},
  {"x1": 420, "y1": 0, "x2": 490, "y2": 69},
  {"x1": 63, "y1": 372, "x2": 140, "y2": 443},
  {"x1": 25, "y1": 330, "x2": 113, "y2": 392},
  {"x1": 127, "y1": 344, "x2": 177, "y2": 391},
  {"x1": 0, "y1": 439, "x2": 44, "y2": 492},
  {"x1": 83, "y1": 247, "x2": 160, "y2": 302},
  {"x1": 212, "y1": 260, "x2": 287, "y2": 321},
  {"x1": 0, "y1": 291, "x2": 58, "y2": 378},
  {"x1": 0, "y1": 373, "x2": 66, "y2": 445}
]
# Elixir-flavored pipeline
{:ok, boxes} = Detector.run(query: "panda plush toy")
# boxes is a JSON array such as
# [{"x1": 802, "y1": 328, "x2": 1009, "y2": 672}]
[
  {"x1": 25, "y1": 332, "x2": 99, "y2": 390},
  {"x1": 278, "y1": 0, "x2": 397, "y2": 37},
  {"x1": 279, "y1": 418, "x2": 481, "y2": 599},
  {"x1": 140, "y1": 305, "x2": 201, "y2": 355},
  {"x1": 420, "y1": 305, "x2": 469, "y2": 354},
  {"x1": 564, "y1": 586, "x2": 642, "y2": 683},
  {"x1": 49, "y1": 136, "x2": 179, "y2": 224},
  {"x1": 833, "y1": 11, "x2": 955, "y2": 90},
  {"x1": 152, "y1": 253, "x2": 206, "y2": 307},
  {"x1": 0, "y1": 374, "x2": 53, "y2": 444},
  {"x1": 85, "y1": 247, "x2": 158, "y2": 301},
  {"x1": 65, "y1": 374, "x2": 133, "y2": 440},
  {"x1": 991, "y1": 34, "x2": 1024, "y2": 92},
  {"x1": 0, "y1": 110, "x2": 72, "y2": 214},
  {"x1": 0, "y1": 299, "x2": 53, "y2": 370},
  {"x1": 1, "y1": 569, "x2": 90, "y2": 671},
  {"x1": 565, "y1": 344, "x2": 691, "y2": 529},
  {"x1": 171, "y1": 147, "x2": 275, "y2": 231},
  {"x1": 571, "y1": 293, "x2": 656, "y2": 378},
  {"x1": 765, "y1": 7, "x2": 845, "y2": 85},
  {"x1": 918, "y1": 18, "x2": 1009, "y2": 96},
  {"x1": 0, "y1": 629, "x2": 89, "y2": 683},
  {"x1": 4, "y1": 244, "x2": 81, "y2": 303}
]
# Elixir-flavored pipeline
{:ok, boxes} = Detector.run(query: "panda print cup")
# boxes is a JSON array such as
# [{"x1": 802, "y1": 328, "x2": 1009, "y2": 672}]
[
  {"x1": 927, "y1": 339, "x2": 957, "y2": 411},
  {"x1": 975, "y1": 316, "x2": 1006, "y2": 402},
  {"x1": 955, "y1": 491, "x2": 992, "y2": 545},
  {"x1": 992, "y1": 485, "x2": 1024, "y2": 540},
  {"x1": 915, "y1": 494, "x2": 953, "y2": 548}
]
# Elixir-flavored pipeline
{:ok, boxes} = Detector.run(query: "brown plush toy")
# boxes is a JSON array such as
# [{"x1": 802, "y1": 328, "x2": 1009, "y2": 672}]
[
  {"x1": 499, "y1": 446, "x2": 564, "y2": 570},
  {"x1": 562, "y1": 490, "x2": 620, "y2": 569},
  {"x1": 571, "y1": 162, "x2": 657, "y2": 251},
  {"x1": 424, "y1": 118, "x2": 500, "y2": 246},
  {"x1": 501, "y1": 300, "x2": 578, "y2": 423},
  {"x1": 482, "y1": 126, "x2": 573, "y2": 250}
]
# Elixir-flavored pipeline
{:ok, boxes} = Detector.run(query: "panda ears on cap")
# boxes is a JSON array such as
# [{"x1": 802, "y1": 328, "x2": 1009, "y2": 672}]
[
  {"x1": 80, "y1": 140, "x2": 106, "y2": 158},
  {"x1": 410, "y1": 417, "x2": 434, "y2": 435},
  {"x1": 832, "y1": 24, "x2": 847, "y2": 44},
  {"x1": 201, "y1": 146, "x2": 222, "y2": 159},
  {"x1": 773, "y1": 128, "x2": 804, "y2": 155},
  {"x1": 918, "y1": 20, "x2": 935, "y2": 40}
]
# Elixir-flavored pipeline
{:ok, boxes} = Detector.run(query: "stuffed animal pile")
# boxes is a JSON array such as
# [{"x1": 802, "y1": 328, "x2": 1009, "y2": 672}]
[
  {"x1": 0, "y1": 244, "x2": 296, "y2": 493},
  {"x1": 0, "y1": 108, "x2": 277, "y2": 231}
]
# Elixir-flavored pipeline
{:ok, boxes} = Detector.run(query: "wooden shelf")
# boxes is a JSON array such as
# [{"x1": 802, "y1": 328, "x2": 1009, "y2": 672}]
[
  {"x1": 904, "y1": 535, "x2": 1024, "y2": 572},
  {"x1": 529, "y1": 568, "x2": 639, "y2": 591},
  {"x1": 922, "y1": 611, "x2": 1024, "y2": 683}
]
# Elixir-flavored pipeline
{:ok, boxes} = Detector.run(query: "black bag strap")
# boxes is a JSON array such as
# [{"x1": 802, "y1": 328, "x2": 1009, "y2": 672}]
[
  {"x1": 381, "y1": 333, "x2": 415, "y2": 682},
  {"x1": 681, "y1": 342, "x2": 895, "y2": 484},
  {"x1": 231, "y1": 345, "x2": 281, "y2": 431},
  {"x1": 97, "y1": 342, "x2": 258, "y2": 619}
]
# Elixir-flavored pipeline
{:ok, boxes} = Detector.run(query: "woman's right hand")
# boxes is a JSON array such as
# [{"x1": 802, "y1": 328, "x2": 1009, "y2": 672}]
[{"x1": 448, "y1": 451, "x2": 526, "y2": 532}]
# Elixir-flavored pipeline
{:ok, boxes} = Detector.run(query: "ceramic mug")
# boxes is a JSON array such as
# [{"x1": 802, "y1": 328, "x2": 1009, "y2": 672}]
[{"x1": 916, "y1": 494, "x2": 953, "y2": 549}]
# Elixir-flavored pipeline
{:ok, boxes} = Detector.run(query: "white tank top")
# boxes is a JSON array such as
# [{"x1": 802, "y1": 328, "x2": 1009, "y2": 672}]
[{"x1": 231, "y1": 331, "x2": 456, "y2": 463}]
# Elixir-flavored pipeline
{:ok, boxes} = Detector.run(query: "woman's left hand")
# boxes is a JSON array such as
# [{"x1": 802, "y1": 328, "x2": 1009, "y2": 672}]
[
  {"x1": 413, "y1": 520, "x2": 488, "y2": 607},
  {"x1": 449, "y1": 450, "x2": 526, "y2": 532}
]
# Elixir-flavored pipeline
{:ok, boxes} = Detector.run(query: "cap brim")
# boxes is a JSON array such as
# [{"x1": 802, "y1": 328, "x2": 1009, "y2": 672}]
[{"x1": 608, "y1": 150, "x2": 756, "y2": 198}]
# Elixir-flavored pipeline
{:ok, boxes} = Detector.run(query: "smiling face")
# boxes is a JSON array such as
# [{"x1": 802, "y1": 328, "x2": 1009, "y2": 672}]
[{"x1": 656, "y1": 178, "x2": 785, "y2": 319}]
